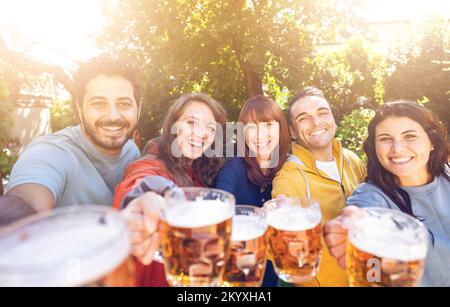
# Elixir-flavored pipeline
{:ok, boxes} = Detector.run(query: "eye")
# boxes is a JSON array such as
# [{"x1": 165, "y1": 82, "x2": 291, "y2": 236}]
[
  {"x1": 378, "y1": 137, "x2": 392, "y2": 142},
  {"x1": 90, "y1": 101, "x2": 107, "y2": 108},
  {"x1": 404, "y1": 134, "x2": 417, "y2": 140},
  {"x1": 118, "y1": 101, "x2": 133, "y2": 108}
]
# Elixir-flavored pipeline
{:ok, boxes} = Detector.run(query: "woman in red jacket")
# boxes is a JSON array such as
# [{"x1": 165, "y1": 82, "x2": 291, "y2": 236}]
[{"x1": 114, "y1": 93, "x2": 226, "y2": 286}]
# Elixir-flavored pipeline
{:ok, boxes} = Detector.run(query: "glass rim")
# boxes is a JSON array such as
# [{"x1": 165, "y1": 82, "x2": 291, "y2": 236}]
[
  {"x1": 0, "y1": 205, "x2": 128, "y2": 274},
  {"x1": 165, "y1": 187, "x2": 236, "y2": 203},
  {"x1": 263, "y1": 197, "x2": 320, "y2": 210},
  {"x1": 350, "y1": 207, "x2": 427, "y2": 233}
]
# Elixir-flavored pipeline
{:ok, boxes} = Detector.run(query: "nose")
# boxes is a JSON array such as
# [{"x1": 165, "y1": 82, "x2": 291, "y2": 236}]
[
  {"x1": 192, "y1": 123, "x2": 206, "y2": 140},
  {"x1": 108, "y1": 106, "x2": 123, "y2": 121},
  {"x1": 310, "y1": 115, "x2": 320, "y2": 126},
  {"x1": 391, "y1": 139, "x2": 405, "y2": 154}
]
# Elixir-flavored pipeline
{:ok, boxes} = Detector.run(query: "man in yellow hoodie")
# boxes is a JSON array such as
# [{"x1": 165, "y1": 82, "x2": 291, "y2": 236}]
[{"x1": 272, "y1": 86, "x2": 366, "y2": 287}]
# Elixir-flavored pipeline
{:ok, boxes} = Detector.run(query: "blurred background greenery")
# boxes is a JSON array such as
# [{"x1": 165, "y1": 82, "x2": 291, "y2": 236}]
[{"x1": 1, "y1": 0, "x2": 449, "y2": 180}]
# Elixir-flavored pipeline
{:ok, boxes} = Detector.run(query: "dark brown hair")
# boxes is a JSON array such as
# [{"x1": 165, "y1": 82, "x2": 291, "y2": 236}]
[
  {"x1": 158, "y1": 93, "x2": 227, "y2": 187},
  {"x1": 73, "y1": 56, "x2": 141, "y2": 108},
  {"x1": 238, "y1": 95, "x2": 291, "y2": 187},
  {"x1": 364, "y1": 100, "x2": 449, "y2": 217}
]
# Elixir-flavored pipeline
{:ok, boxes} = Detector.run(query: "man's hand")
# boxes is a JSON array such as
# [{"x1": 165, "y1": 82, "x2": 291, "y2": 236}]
[
  {"x1": 323, "y1": 206, "x2": 361, "y2": 269},
  {"x1": 121, "y1": 192, "x2": 165, "y2": 265}
]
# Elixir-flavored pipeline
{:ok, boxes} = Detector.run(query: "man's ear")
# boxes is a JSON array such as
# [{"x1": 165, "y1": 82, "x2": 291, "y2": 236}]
[{"x1": 289, "y1": 125, "x2": 297, "y2": 141}]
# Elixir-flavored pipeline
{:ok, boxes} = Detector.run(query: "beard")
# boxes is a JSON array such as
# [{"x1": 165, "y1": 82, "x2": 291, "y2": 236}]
[{"x1": 82, "y1": 116, "x2": 138, "y2": 152}]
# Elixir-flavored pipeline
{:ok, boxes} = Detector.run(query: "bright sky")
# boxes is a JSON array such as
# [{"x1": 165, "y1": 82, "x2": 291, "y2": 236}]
[
  {"x1": 0, "y1": 0, "x2": 448, "y2": 68},
  {"x1": 0, "y1": 0, "x2": 103, "y2": 68}
]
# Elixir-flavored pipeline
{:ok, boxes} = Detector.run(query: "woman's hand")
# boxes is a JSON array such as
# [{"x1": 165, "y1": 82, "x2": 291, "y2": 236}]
[
  {"x1": 121, "y1": 192, "x2": 165, "y2": 265},
  {"x1": 323, "y1": 206, "x2": 361, "y2": 269}
]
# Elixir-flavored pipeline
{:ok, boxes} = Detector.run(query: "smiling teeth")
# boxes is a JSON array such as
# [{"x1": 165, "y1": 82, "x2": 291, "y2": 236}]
[
  {"x1": 391, "y1": 157, "x2": 412, "y2": 163},
  {"x1": 102, "y1": 126, "x2": 123, "y2": 131},
  {"x1": 189, "y1": 141, "x2": 203, "y2": 147},
  {"x1": 310, "y1": 129, "x2": 326, "y2": 136}
]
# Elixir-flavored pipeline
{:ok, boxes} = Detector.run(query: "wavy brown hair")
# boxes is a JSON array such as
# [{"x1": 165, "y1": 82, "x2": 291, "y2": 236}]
[
  {"x1": 364, "y1": 100, "x2": 449, "y2": 217},
  {"x1": 158, "y1": 93, "x2": 227, "y2": 187},
  {"x1": 238, "y1": 95, "x2": 291, "y2": 187}
]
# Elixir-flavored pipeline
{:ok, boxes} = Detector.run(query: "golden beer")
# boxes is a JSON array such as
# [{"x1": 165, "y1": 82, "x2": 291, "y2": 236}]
[
  {"x1": 161, "y1": 188, "x2": 235, "y2": 287},
  {"x1": 222, "y1": 206, "x2": 268, "y2": 287},
  {"x1": 264, "y1": 198, "x2": 323, "y2": 284},
  {"x1": 346, "y1": 208, "x2": 428, "y2": 287}
]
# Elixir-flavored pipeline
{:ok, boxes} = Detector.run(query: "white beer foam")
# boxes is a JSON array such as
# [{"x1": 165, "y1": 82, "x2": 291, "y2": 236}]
[
  {"x1": 266, "y1": 206, "x2": 321, "y2": 232},
  {"x1": 0, "y1": 226, "x2": 117, "y2": 265},
  {"x1": 232, "y1": 215, "x2": 267, "y2": 242},
  {"x1": 349, "y1": 213, "x2": 427, "y2": 261},
  {"x1": 0, "y1": 221, "x2": 129, "y2": 286},
  {"x1": 164, "y1": 200, "x2": 233, "y2": 228}
]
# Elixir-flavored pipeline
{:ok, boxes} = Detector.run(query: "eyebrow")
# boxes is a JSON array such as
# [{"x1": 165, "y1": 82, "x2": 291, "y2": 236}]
[
  {"x1": 117, "y1": 97, "x2": 134, "y2": 102},
  {"x1": 401, "y1": 130, "x2": 418, "y2": 134},
  {"x1": 87, "y1": 96, "x2": 107, "y2": 103}
]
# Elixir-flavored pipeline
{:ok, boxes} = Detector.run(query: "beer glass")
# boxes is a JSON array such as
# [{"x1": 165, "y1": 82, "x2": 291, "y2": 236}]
[
  {"x1": 222, "y1": 205, "x2": 268, "y2": 287},
  {"x1": 0, "y1": 205, "x2": 135, "y2": 287},
  {"x1": 346, "y1": 207, "x2": 428, "y2": 287},
  {"x1": 264, "y1": 197, "x2": 322, "y2": 284},
  {"x1": 161, "y1": 187, "x2": 235, "y2": 287}
]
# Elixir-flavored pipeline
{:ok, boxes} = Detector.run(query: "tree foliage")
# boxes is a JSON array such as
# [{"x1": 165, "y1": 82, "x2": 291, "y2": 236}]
[
  {"x1": 98, "y1": 0, "x2": 366, "y2": 140},
  {"x1": 384, "y1": 18, "x2": 450, "y2": 128}
]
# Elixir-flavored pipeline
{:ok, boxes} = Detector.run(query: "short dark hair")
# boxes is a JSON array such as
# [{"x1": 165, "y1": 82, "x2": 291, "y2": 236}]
[
  {"x1": 287, "y1": 86, "x2": 325, "y2": 124},
  {"x1": 73, "y1": 56, "x2": 142, "y2": 107}
]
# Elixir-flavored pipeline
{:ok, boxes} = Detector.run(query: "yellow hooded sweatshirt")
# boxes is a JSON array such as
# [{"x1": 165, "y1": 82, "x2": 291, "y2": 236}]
[{"x1": 272, "y1": 139, "x2": 366, "y2": 287}]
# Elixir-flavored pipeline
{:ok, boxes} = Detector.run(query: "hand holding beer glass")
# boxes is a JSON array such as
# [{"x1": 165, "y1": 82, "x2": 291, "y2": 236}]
[
  {"x1": 345, "y1": 207, "x2": 428, "y2": 287},
  {"x1": 221, "y1": 205, "x2": 268, "y2": 287},
  {"x1": 264, "y1": 197, "x2": 323, "y2": 284},
  {"x1": 160, "y1": 187, "x2": 235, "y2": 287}
]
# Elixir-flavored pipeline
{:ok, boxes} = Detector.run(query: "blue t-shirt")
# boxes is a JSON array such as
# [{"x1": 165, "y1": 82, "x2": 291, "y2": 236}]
[
  {"x1": 216, "y1": 157, "x2": 278, "y2": 286},
  {"x1": 7, "y1": 126, "x2": 139, "y2": 208},
  {"x1": 347, "y1": 175, "x2": 450, "y2": 287}
]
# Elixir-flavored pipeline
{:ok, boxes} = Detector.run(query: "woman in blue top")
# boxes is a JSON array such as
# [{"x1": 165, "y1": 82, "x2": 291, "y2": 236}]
[
  {"x1": 215, "y1": 95, "x2": 291, "y2": 286},
  {"x1": 324, "y1": 101, "x2": 450, "y2": 286}
]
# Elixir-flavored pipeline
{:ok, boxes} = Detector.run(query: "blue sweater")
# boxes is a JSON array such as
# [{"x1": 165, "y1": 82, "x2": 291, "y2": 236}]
[
  {"x1": 215, "y1": 157, "x2": 278, "y2": 286},
  {"x1": 347, "y1": 175, "x2": 450, "y2": 287},
  {"x1": 216, "y1": 157, "x2": 272, "y2": 207}
]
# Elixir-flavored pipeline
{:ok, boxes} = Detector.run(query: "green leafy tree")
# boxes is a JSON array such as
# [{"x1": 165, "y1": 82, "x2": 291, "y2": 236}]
[
  {"x1": 385, "y1": 18, "x2": 450, "y2": 129},
  {"x1": 98, "y1": 0, "x2": 366, "y2": 140},
  {"x1": 336, "y1": 107, "x2": 375, "y2": 160},
  {"x1": 309, "y1": 37, "x2": 386, "y2": 122},
  {"x1": 50, "y1": 99, "x2": 77, "y2": 132}
]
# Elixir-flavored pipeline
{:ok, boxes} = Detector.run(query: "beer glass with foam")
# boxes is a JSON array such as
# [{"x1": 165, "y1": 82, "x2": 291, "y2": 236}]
[
  {"x1": 264, "y1": 197, "x2": 322, "y2": 284},
  {"x1": 0, "y1": 205, "x2": 135, "y2": 286},
  {"x1": 346, "y1": 207, "x2": 428, "y2": 287},
  {"x1": 161, "y1": 187, "x2": 235, "y2": 287},
  {"x1": 222, "y1": 205, "x2": 268, "y2": 287}
]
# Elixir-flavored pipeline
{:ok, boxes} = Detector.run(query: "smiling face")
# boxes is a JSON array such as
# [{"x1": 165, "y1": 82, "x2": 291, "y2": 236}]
[
  {"x1": 245, "y1": 121, "x2": 280, "y2": 162},
  {"x1": 77, "y1": 75, "x2": 139, "y2": 155},
  {"x1": 174, "y1": 101, "x2": 217, "y2": 160},
  {"x1": 290, "y1": 96, "x2": 337, "y2": 155},
  {"x1": 375, "y1": 116, "x2": 433, "y2": 186}
]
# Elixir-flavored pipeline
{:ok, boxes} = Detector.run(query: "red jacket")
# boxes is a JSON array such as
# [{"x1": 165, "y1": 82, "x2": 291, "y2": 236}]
[{"x1": 113, "y1": 140, "x2": 203, "y2": 287}]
